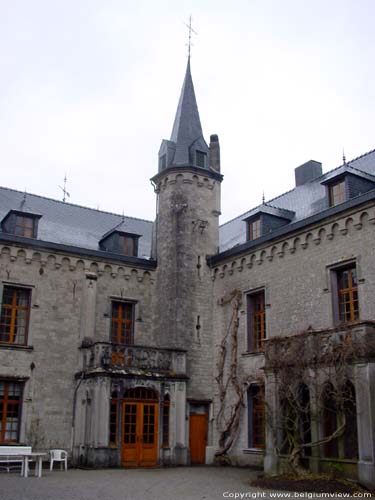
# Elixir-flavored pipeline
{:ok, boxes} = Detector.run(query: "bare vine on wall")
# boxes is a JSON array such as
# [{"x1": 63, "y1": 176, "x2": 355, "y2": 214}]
[
  {"x1": 265, "y1": 324, "x2": 375, "y2": 477},
  {"x1": 215, "y1": 289, "x2": 245, "y2": 461}
]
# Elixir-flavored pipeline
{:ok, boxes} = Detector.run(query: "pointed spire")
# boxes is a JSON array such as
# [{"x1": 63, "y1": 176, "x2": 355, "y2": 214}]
[
  {"x1": 170, "y1": 58, "x2": 203, "y2": 147},
  {"x1": 157, "y1": 54, "x2": 210, "y2": 172}
]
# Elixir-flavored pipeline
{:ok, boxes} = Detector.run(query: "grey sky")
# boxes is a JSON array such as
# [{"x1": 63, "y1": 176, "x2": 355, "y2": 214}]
[{"x1": 0, "y1": 0, "x2": 374, "y2": 223}]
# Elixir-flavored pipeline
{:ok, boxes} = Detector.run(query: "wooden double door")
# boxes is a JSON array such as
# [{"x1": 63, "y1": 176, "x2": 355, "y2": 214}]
[{"x1": 121, "y1": 401, "x2": 158, "y2": 467}]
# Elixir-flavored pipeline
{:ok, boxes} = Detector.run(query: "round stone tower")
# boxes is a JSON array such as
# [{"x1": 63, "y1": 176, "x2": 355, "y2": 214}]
[{"x1": 151, "y1": 58, "x2": 223, "y2": 400}]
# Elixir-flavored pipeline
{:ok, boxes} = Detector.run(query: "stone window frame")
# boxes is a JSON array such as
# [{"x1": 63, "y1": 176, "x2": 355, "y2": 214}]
[
  {"x1": 327, "y1": 259, "x2": 360, "y2": 325},
  {"x1": 109, "y1": 299, "x2": 137, "y2": 345},
  {"x1": 246, "y1": 288, "x2": 266, "y2": 353},
  {"x1": 0, "y1": 379, "x2": 24, "y2": 443},
  {"x1": 0, "y1": 283, "x2": 34, "y2": 348}
]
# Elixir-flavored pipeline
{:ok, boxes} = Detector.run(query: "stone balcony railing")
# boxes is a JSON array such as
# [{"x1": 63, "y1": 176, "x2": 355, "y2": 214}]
[
  {"x1": 80, "y1": 340, "x2": 187, "y2": 377},
  {"x1": 264, "y1": 320, "x2": 375, "y2": 370}
]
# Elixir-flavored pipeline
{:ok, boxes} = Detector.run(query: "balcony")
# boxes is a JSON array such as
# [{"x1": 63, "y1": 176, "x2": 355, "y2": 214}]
[
  {"x1": 264, "y1": 320, "x2": 375, "y2": 370},
  {"x1": 80, "y1": 341, "x2": 187, "y2": 379}
]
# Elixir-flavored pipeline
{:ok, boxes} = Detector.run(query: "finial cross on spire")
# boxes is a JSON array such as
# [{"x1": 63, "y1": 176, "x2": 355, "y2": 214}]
[{"x1": 184, "y1": 15, "x2": 198, "y2": 58}]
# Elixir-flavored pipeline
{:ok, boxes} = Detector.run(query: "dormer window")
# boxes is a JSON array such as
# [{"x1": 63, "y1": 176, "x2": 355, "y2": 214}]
[
  {"x1": 1, "y1": 210, "x2": 41, "y2": 239},
  {"x1": 329, "y1": 179, "x2": 346, "y2": 207},
  {"x1": 99, "y1": 231, "x2": 140, "y2": 257},
  {"x1": 196, "y1": 151, "x2": 207, "y2": 169},
  {"x1": 248, "y1": 218, "x2": 261, "y2": 241},
  {"x1": 322, "y1": 169, "x2": 375, "y2": 209},
  {"x1": 160, "y1": 154, "x2": 167, "y2": 171},
  {"x1": 120, "y1": 234, "x2": 136, "y2": 256}
]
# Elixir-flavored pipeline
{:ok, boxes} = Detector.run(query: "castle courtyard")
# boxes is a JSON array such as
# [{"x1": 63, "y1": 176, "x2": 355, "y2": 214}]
[{"x1": 0, "y1": 466, "x2": 263, "y2": 500}]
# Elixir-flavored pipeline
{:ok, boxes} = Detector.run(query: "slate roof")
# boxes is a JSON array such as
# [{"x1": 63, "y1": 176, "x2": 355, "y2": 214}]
[
  {"x1": 170, "y1": 58, "x2": 205, "y2": 166},
  {"x1": 219, "y1": 149, "x2": 375, "y2": 252},
  {"x1": 0, "y1": 187, "x2": 153, "y2": 260}
]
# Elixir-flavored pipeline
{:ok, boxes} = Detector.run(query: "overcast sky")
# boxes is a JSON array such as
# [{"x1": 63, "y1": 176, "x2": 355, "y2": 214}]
[{"x1": 0, "y1": 0, "x2": 374, "y2": 223}]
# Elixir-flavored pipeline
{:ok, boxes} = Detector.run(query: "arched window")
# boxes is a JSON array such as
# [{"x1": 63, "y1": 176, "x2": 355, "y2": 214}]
[
  {"x1": 162, "y1": 394, "x2": 170, "y2": 448},
  {"x1": 279, "y1": 384, "x2": 311, "y2": 456},
  {"x1": 247, "y1": 385, "x2": 265, "y2": 448},
  {"x1": 343, "y1": 381, "x2": 358, "y2": 459},
  {"x1": 322, "y1": 383, "x2": 339, "y2": 458},
  {"x1": 299, "y1": 384, "x2": 311, "y2": 457}
]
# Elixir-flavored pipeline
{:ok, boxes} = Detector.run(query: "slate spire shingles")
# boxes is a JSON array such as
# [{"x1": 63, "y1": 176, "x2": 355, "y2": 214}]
[{"x1": 170, "y1": 57, "x2": 205, "y2": 166}]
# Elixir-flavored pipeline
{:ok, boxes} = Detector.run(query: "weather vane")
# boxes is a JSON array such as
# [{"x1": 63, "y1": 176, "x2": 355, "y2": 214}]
[
  {"x1": 184, "y1": 15, "x2": 198, "y2": 58},
  {"x1": 59, "y1": 174, "x2": 70, "y2": 203}
]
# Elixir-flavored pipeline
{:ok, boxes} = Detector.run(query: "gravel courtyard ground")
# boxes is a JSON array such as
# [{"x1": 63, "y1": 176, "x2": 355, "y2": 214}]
[{"x1": 0, "y1": 466, "x2": 267, "y2": 500}]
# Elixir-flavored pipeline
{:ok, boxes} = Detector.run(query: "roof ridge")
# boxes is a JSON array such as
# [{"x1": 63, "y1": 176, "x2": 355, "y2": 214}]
[
  {"x1": 347, "y1": 147, "x2": 375, "y2": 164},
  {"x1": 0, "y1": 185, "x2": 153, "y2": 224},
  {"x1": 220, "y1": 146, "x2": 375, "y2": 227}
]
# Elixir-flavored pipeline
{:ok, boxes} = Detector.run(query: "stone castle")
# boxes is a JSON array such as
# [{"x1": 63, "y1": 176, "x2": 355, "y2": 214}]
[{"x1": 0, "y1": 57, "x2": 374, "y2": 488}]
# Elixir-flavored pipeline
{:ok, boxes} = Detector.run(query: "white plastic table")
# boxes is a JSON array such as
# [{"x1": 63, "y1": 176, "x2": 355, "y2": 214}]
[{"x1": 21, "y1": 452, "x2": 47, "y2": 478}]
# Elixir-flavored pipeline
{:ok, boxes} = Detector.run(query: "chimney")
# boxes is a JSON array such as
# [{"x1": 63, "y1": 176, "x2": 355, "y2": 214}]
[
  {"x1": 209, "y1": 134, "x2": 220, "y2": 172},
  {"x1": 295, "y1": 160, "x2": 322, "y2": 187}
]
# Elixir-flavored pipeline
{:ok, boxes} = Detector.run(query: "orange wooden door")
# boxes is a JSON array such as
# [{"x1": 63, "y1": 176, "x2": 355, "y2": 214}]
[
  {"x1": 121, "y1": 402, "x2": 158, "y2": 467},
  {"x1": 189, "y1": 414, "x2": 208, "y2": 464}
]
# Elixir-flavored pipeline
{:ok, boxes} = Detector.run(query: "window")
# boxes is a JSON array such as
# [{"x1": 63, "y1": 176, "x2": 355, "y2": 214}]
[
  {"x1": 248, "y1": 385, "x2": 265, "y2": 448},
  {"x1": 248, "y1": 218, "x2": 261, "y2": 241},
  {"x1": 1, "y1": 211, "x2": 40, "y2": 238},
  {"x1": 160, "y1": 154, "x2": 167, "y2": 170},
  {"x1": 337, "y1": 266, "x2": 359, "y2": 323},
  {"x1": 322, "y1": 382, "x2": 358, "y2": 459},
  {"x1": 329, "y1": 179, "x2": 346, "y2": 207},
  {"x1": 162, "y1": 394, "x2": 170, "y2": 448},
  {"x1": 247, "y1": 290, "x2": 266, "y2": 352},
  {"x1": 111, "y1": 301, "x2": 134, "y2": 345},
  {"x1": 196, "y1": 151, "x2": 207, "y2": 169},
  {"x1": 0, "y1": 381, "x2": 23, "y2": 442},
  {"x1": 119, "y1": 235, "x2": 136, "y2": 257},
  {"x1": 0, "y1": 286, "x2": 31, "y2": 346},
  {"x1": 99, "y1": 232, "x2": 139, "y2": 257},
  {"x1": 109, "y1": 391, "x2": 118, "y2": 446}
]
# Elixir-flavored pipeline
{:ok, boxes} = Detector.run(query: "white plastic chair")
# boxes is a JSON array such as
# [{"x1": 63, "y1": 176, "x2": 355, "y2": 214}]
[{"x1": 49, "y1": 449, "x2": 68, "y2": 471}]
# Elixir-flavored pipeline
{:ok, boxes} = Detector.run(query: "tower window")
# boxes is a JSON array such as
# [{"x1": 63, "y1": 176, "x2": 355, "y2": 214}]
[
  {"x1": 196, "y1": 151, "x2": 207, "y2": 169},
  {"x1": 160, "y1": 154, "x2": 167, "y2": 170}
]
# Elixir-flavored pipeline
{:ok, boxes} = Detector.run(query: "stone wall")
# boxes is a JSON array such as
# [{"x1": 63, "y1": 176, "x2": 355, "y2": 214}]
[
  {"x1": 210, "y1": 202, "x2": 375, "y2": 472},
  {"x1": 0, "y1": 244, "x2": 156, "y2": 453}
]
